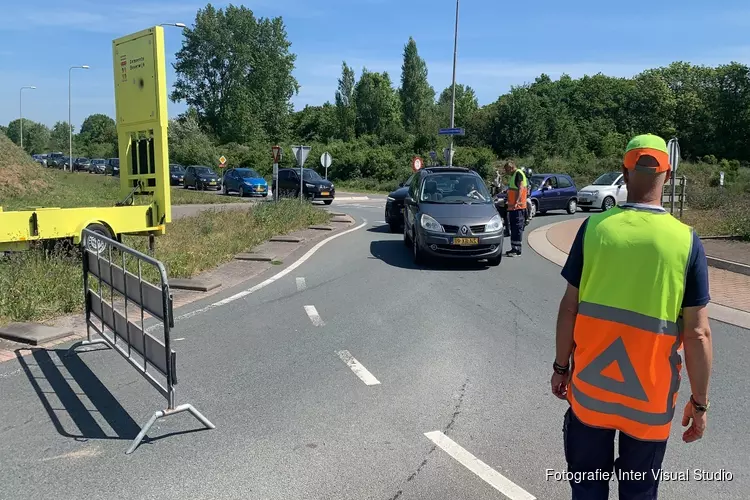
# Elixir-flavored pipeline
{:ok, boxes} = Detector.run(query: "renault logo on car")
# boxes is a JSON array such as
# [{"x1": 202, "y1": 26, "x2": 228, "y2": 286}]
[{"x1": 461, "y1": 225, "x2": 469, "y2": 235}]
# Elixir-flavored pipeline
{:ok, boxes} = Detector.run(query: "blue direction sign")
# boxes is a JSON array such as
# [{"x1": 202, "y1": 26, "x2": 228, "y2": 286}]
[{"x1": 438, "y1": 127, "x2": 465, "y2": 136}]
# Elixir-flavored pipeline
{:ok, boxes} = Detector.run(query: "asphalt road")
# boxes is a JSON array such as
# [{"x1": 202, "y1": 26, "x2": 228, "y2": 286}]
[{"x1": 0, "y1": 199, "x2": 746, "y2": 500}]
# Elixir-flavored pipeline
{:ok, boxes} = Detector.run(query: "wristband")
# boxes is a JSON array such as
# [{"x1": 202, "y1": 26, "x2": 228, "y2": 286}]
[
  {"x1": 690, "y1": 395, "x2": 710, "y2": 413},
  {"x1": 553, "y1": 361, "x2": 569, "y2": 375}
]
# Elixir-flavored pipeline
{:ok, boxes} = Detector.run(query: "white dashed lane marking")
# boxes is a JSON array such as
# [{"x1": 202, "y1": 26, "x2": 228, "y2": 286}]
[
  {"x1": 296, "y1": 277, "x2": 307, "y2": 291},
  {"x1": 424, "y1": 431, "x2": 537, "y2": 500},
  {"x1": 335, "y1": 350, "x2": 381, "y2": 386},
  {"x1": 304, "y1": 305, "x2": 324, "y2": 326}
]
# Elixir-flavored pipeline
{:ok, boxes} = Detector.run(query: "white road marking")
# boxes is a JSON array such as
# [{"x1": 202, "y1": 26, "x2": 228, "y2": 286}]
[
  {"x1": 375, "y1": 220, "x2": 386, "y2": 224},
  {"x1": 174, "y1": 338, "x2": 185, "y2": 341},
  {"x1": 146, "y1": 219, "x2": 367, "y2": 331},
  {"x1": 336, "y1": 350, "x2": 381, "y2": 385},
  {"x1": 296, "y1": 277, "x2": 307, "y2": 291},
  {"x1": 424, "y1": 431, "x2": 536, "y2": 500},
  {"x1": 304, "y1": 305, "x2": 324, "y2": 326}
]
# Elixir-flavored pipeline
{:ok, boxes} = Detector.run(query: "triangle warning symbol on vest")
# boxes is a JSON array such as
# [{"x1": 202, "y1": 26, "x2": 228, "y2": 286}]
[{"x1": 577, "y1": 337, "x2": 649, "y2": 402}]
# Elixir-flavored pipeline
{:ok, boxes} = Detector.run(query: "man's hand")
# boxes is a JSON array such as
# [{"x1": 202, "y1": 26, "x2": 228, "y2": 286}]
[
  {"x1": 551, "y1": 372, "x2": 569, "y2": 399},
  {"x1": 682, "y1": 400, "x2": 707, "y2": 443}
]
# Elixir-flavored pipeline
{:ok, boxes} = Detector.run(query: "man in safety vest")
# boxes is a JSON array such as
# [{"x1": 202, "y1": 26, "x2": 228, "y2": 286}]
[
  {"x1": 551, "y1": 134, "x2": 713, "y2": 499},
  {"x1": 503, "y1": 160, "x2": 528, "y2": 256}
]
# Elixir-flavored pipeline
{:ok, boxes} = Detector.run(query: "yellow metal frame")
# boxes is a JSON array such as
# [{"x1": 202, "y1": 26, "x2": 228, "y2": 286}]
[{"x1": 0, "y1": 26, "x2": 171, "y2": 251}]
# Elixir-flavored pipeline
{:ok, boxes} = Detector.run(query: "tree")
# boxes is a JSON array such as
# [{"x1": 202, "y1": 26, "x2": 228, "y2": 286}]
[
  {"x1": 335, "y1": 61, "x2": 356, "y2": 141},
  {"x1": 0, "y1": 125, "x2": 7, "y2": 136},
  {"x1": 291, "y1": 103, "x2": 337, "y2": 143},
  {"x1": 79, "y1": 114, "x2": 117, "y2": 145},
  {"x1": 48, "y1": 121, "x2": 73, "y2": 152},
  {"x1": 5, "y1": 119, "x2": 50, "y2": 155},
  {"x1": 399, "y1": 38, "x2": 435, "y2": 133},
  {"x1": 353, "y1": 69, "x2": 399, "y2": 137},
  {"x1": 171, "y1": 4, "x2": 299, "y2": 143}
]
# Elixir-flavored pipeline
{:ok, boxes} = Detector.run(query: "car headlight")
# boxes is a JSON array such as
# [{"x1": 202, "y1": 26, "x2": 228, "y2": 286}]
[
  {"x1": 420, "y1": 214, "x2": 443, "y2": 233},
  {"x1": 305, "y1": 183, "x2": 315, "y2": 188},
  {"x1": 387, "y1": 196, "x2": 395, "y2": 201},
  {"x1": 485, "y1": 214, "x2": 503, "y2": 232},
  {"x1": 330, "y1": 183, "x2": 334, "y2": 188}
]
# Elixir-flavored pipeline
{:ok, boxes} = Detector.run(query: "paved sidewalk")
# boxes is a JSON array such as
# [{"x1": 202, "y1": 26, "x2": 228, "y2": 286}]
[{"x1": 544, "y1": 218, "x2": 750, "y2": 315}]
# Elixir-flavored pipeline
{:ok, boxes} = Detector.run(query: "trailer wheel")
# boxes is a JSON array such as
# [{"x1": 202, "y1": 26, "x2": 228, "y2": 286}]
[{"x1": 82, "y1": 223, "x2": 114, "y2": 254}]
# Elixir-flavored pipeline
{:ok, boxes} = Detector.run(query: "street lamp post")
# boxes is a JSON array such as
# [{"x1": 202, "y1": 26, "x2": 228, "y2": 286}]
[
  {"x1": 160, "y1": 22, "x2": 186, "y2": 28},
  {"x1": 69, "y1": 65, "x2": 90, "y2": 171},
  {"x1": 19, "y1": 86, "x2": 36, "y2": 151},
  {"x1": 448, "y1": 0, "x2": 459, "y2": 167}
]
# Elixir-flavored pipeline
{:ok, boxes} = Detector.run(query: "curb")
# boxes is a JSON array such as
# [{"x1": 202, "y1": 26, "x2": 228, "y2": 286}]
[
  {"x1": 706, "y1": 256, "x2": 750, "y2": 277},
  {"x1": 528, "y1": 221, "x2": 750, "y2": 330}
]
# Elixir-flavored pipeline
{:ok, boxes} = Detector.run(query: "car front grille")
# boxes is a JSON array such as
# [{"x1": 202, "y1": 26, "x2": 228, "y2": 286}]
[
  {"x1": 443, "y1": 225, "x2": 459, "y2": 234},
  {"x1": 435, "y1": 244, "x2": 494, "y2": 256},
  {"x1": 441, "y1": 224, "x2": 485, "y2": 234},
  {"x1": 470, "y1": 224, "x2": 485, "y2": 233}
]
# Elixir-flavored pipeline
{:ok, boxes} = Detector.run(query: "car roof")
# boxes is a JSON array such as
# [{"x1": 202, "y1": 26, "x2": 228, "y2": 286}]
[{"x1": 421, "y1": 166, "x2": 473, "y2": 174}]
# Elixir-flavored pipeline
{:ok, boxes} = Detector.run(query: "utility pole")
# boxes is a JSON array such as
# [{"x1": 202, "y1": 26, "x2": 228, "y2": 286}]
[
  {"x1": 19, "y1": 86, "x2": 36, "y2": 151},
  {"x1": 448, "y1": 0, "x2": 459, "y2": 166}
]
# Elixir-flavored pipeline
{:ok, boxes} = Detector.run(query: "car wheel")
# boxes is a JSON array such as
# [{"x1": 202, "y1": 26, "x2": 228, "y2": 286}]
[
  {"x1": 404, "y1": 224, "x2": 412, "y2": 247},
  {"x1": 602, "y1": 196, "x2": 615, "y2": 211},
  {"x1": 324, "y1": 199, "x2": 333, "y2": 205},
  {"x1": 223, "y1": 184, "x2": 229, "y2": 195},
  {"x1": 567, "y1": 198, "x2": 578, "y2": 214},
  {"x1": 183, "y1": 181, "x2": 189, "y2": 189},
  {"x1": 239, "y1": 186, "x2": 245, "y2": 198},
  {"x1": 487, "y1": 254, "x2": 502, "y2": 266},
  {"x1": 412, "y1": 230, "x2": 425, "y2": 265},
  {"x1": 530, "y1": 200, "x2": 538, "y2": 218}
]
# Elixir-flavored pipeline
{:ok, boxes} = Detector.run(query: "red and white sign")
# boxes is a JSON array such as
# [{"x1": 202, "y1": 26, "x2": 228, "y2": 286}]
[
  {"x1": 411, "y1": 156, "x2": 423, "y2": 172},
  {"x1": 218, "y1": 155, "x2": 227, "y2": 168},
  {"x1": 271, "y1": 145, "x2": 282, "y2": 163}
]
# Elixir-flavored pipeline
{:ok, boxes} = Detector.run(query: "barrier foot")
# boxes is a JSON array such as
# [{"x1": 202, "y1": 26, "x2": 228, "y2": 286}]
[
  {"x1": 125, "y1": 403, "x2": 215, "y2": 455},
  {"x1": 65, "y1": 338, "x2": 110, "y2": 357}
]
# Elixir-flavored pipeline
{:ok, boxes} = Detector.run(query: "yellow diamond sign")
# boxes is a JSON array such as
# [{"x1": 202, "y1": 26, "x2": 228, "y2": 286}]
[{"x1": 219, "y1": 155, "x2": 227, "y2": 164}]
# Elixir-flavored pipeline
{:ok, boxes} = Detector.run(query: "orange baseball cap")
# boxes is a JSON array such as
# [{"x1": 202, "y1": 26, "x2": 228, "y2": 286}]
[{"x1": 623, "y1": 134, "x2": 670, "y2": 173}]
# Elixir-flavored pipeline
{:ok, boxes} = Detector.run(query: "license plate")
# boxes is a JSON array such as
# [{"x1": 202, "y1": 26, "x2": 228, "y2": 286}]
[
  {"x1": 256, "y1": 186, "x2": 263, "y2": 191},
  {"x1": 209, "y1": 181, "x2": 216, "y2": 185},
  {"x1": 452, "y1": 237, "x2": 479, "y2": 246},
  {"x1": 320, "y1": 191, "x2": 329, "y2": 196}
]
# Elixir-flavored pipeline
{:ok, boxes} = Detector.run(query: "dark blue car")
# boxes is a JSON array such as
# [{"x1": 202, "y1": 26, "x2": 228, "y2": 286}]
[
  {"x1": 527, "y1": 173, "x2": 578, "y2": 217},
  {"x1": 222, "y1": 167, "x2": 269, "y2": 197}
]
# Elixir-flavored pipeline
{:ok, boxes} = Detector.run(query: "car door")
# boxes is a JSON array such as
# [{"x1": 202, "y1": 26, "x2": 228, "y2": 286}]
[
  {"x1": 404, "y1": 172, "x2": 421, "y2": 235},
  {"x1": 615, "y1": 175, "x2": 628, "y2": 203},
  {"x1": 186, "y1": 167, "x2": 196, "y2": 187},
  {"x1": 538, "y1": 176, "x2": 559, "y2": 210},
  {"x1": 556, "y1": 175, "x2": 576, "y2": 209}
]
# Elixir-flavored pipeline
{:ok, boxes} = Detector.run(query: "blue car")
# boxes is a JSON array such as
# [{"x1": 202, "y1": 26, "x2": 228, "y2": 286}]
[
  {"x1": 222, "y1": 167, "x2": 269, "y2": 197},
  {"x1": 527, "y1": 173, "x2": 578, "y2": 217}
]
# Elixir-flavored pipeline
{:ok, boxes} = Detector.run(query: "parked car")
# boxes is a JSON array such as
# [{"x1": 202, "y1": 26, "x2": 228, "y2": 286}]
[
  {"x1": 184, "y1": 165, "x2": 221, "y2": 190},
  {"x1": 106, "y1": 158, "x2": 120, "y2": 176},
  {"x1": 46, "y1": 152, "x2": 64, "y2": 168},
  {"x1": 89, "y1": 158, "x2": 107, "y2": 174},
  {"x1": 577, "y1": 172, "x2": 627, "y2": 212},
  {"x1": 223, "y1": 167, "x2": 268, "y2": 197},
  {"x1": 169, "y1": 164, "x2": 186, "y2": 185},
  {"x1": 32, "y1": 154, "x2": 47, "y2": 167},
  {"x1": 74, "y1": 157, "x2": 91, "y2": 172},
  {"x1": 272, "y1": 168, "x2": 334, "y2": 204},
  {"x1": 526, "y1": 173, "x2": 579, "y2": 216},
  {"x1": 403, "y1": 166, "x2": 504, "y2": 266},
  {"x1": 384, "y1": 174, "x2": 415, "y2": 232}
]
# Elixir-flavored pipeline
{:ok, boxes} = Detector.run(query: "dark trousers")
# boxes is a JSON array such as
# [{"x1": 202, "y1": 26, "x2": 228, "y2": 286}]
[
  {"x1": 563, "y1": 409, "x2": 668, "y2": 500},
  {"x1": 508, "y1": 209, "x2": 525, "y2": 253}
]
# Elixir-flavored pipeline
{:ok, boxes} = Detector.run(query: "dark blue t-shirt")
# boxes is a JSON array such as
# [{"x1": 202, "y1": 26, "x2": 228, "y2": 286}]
[{"x1": 561, "y1": 207, "x2": 711, "y2": 308}]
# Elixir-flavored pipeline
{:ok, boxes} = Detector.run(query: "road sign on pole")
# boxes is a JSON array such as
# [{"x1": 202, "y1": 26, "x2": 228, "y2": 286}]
[
  {"x1": 320, "y1": 152, "x2": 332, "y2": 179},
  {"x1": 272, "y1": 146, "x2": 281, "y2": 202},
  {"x1": 291, "y1": 145, "x2": 311, "y2": 200},
  {"x1": 667, "y1": 138, "x2": 680, "y2": 215},
  {"x1": 218, "y1": 155, "x2": 226, "y2": 165},
  {"x1": 411, "y1": 156, "x2": 423, "y2": 172},
  {"x1": 438, "y1": 127, "x2": 465, "y2": 136}
]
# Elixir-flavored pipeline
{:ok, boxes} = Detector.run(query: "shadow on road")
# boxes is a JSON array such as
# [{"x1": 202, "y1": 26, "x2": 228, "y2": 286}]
[
  {"x1": 367, "y1": 224, "x2": 397, "y2": 234},
  {"x1": 16, "y1": 348, "x2": 141, "y2": 441},
  {"x1": 369, "y1": 239, "x2": 491, "y2": 271}
]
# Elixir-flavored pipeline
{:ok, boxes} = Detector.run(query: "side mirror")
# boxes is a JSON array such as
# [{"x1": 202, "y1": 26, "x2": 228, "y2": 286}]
[{"x1": 398, "y1": 182, "x2": 404, "y2": 187}]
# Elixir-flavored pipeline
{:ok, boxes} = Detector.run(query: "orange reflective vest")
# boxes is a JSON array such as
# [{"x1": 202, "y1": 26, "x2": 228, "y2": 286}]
[
  {"x1": 567, "y1": 205, "x2": 692, "y2": 441},
  {"x1": 507, "y1": 169, "x2": 528, "y2": 210}
]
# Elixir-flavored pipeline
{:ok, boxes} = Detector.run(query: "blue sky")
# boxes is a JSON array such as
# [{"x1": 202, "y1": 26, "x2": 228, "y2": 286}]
[{"x1": 2, "y1": 0, "x2": 749, "y2": 130}]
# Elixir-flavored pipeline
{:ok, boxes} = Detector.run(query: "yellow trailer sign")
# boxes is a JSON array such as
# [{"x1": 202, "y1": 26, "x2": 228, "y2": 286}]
[{"x1": 0, "y1": 26, "x2": 172, "y2": 252}]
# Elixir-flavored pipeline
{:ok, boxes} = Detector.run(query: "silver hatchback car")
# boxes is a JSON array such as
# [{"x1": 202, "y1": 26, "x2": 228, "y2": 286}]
[{"x1": 403, "y1": 167, "x2": 504, "y2": 266}]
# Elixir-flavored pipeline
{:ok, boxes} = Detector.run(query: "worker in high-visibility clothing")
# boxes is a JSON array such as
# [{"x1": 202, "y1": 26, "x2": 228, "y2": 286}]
[
  {"x1": 503, "y1": 160, "x2": 527, "y2": 256},
  {"x1": 551, "y1": 134, "x2": 713, "y2": 500}
]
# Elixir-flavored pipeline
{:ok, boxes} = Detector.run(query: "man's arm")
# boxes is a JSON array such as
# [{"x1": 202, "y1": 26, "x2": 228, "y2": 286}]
[{"x1": 556, "y1": 284, "x2": 578, "y2": 365}]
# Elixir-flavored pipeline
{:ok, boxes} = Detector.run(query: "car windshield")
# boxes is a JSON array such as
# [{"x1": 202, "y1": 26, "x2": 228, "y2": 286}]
[
  {"x1": 530, "y1": 175, "x2": 546, "y2": 190},
  {"x1": 302, "y1": 169, "x2": 322, "y2": 180},
  {"x1": 195, "y1": 167, "x2": 213, "y2": 175},
  {"x1": 93, "y1": 159, "x2": 105, "y2": 164},
  {"x1": 593, "y1": 172, "x2": 621, "y2": 185},
  {"x1": 420, "y1": 173, "x2": 491, "y2": 204},
  {"x1": 170, "y1": 165, "x2": 185, "y2": 173},
  {"x1": 238, "y1": 169, "x2": 261, "y2": 178}
]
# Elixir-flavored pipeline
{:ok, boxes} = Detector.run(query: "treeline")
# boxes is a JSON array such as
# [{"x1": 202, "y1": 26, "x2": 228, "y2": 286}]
[{"x1": 3, "y1": 114, "x2": 117, "y2": 159}]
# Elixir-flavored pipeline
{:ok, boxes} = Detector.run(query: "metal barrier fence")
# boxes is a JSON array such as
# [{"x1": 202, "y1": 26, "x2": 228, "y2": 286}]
[{"x1": 67, "y1": 228, "x2": 215, "y2": 454}]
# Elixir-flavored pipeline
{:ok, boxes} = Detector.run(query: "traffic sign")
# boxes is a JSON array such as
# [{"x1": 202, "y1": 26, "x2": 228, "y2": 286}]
[
  {"x1": 412, "y1": 156, "x2": 423, "y2": 172},
  {"x1": 438, "y1": 127, "x2": 465, "y2": 136},
  {"x1": 291, "y1": 145, "x2": 311, "y2": 167},
  {"x1": 271, "y1": 146, "x2": 281, "y2": 163},
  {"x1": 667, "y1": 138, "x2": 680, "y2": 172},
  {"x1": 219, "y1": 155, "x2": 227, "y2": 165},
  {"x1": 320, "y1": 152, "x2": 332, "y2": 169}
]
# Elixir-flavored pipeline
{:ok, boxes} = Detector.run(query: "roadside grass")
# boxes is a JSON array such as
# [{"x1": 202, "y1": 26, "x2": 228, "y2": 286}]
[
  {"x1": 0, "y1": 199, "x2": 329, "y2": 324},
  {"x1": 335, "y1": 179, "x2": 396, "y2": 194},
  {"x1": 2, "y1": 169, "x2": 244, "y2": 211}
]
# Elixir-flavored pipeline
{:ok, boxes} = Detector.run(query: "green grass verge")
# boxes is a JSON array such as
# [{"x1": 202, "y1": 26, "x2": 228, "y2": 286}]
[
  {"x1": 0, "y1": 199, "x2": 329, "y2": 325},
  {"x1": 335, "y1": 179, "x2": 396, "y2": 194},
  {"x1": 2, "y1": 170, "x2": 245, "y2": 211}
]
